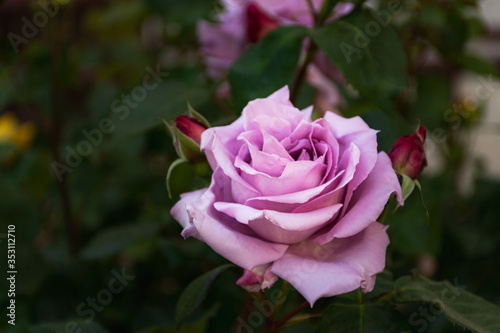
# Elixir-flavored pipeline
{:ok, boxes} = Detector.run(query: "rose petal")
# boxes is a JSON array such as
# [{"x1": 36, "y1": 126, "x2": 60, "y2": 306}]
[
  {"x1": 170, "y1": 189, "x2": 206, "y2": 239},
  {"x1": 311, "y1": 152, "x2": 403, "y2": 243},
  {"x1": 261, "y1": 130, "x2": 293, "y2": 160},
  {"x1": 271, "y1": 222, "x2": 390, "y2": 306},
  {"x1": 293, "y1": 143, "x2": 359, "y2": 213},
  {"x1": 214, "y1": 201, "x2": 342, "y2": 231},
  {"x1": 324, "y1": 112, "x2": 378, "y2": 192},
  {"x1": 214, "y1": 201, "x2": 342, "y2": 244},
  {"x1": 239, "y1": 157, "x2": 327, "y2": 196},
  {"x1": 266, "y1": 85, "x2": 294, "y2": 106},
  {"x1": 245, "y1": 168, "x2": 346, "y2": 212},
  {"x1": 201, "y1": 116, "x2": 245, "y2": 162},
  {"x1": 243, "y1": 98, "x2": 304, "y2": 141},
  {"x1": 185, "y1": 169, "x2": 289, "y2": 270},
  {"x1": 301, "y1": 105, "x2": 313, "y2": 122},
  {"x1": 236, "y1": 130, "x2": 293, "y2": 176},
  {"x1": 202, "y1": 132, "x2": 261, "y2": 203}
]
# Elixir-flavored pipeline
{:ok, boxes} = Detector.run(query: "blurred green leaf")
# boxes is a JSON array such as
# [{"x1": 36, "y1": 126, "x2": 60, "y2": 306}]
[
  {"x1": 109, "y1": 79, "x2": 208, "y2": 143},
  {"x1": 0, "y1": 143, "x2": 16, "y2": 161},
  {"x1": 311, "y1": 8, "x2": 408, "y2": 114},
  {"x1": 139, "y1": 304, "x2": 219, "y2": 333},
  {"x1": 175, "y1": 264, "x2": 234, "y2": 328},
  {"x1": 229, "y1": 26, "x2": 307, "y2": 110},
  {"x1": 453, "y1": 54, "x2": 500, "y2": 77},
  {"x1": 411, "y1": 73, "x2": 451, "y2": 129},
  {"x1": 28, "y1": 319, "x2": 109, "y2": 333},
  {"x1": 0, "y1": 67, "x2": 14, "y2": 110},
  {"x1": 80, "y1": 223, "x2": 160, "y2": 261},
  {"x1": 186, "y1": 101, "x2": 211, "y2": 128},
  {"x1": 316, "y1": 302, "x2": 410, "y2": 332},
  {"x1": 420, "y1": 6, "x2": 467, "y2": 54},
  {"x1": 394, "y1": 272, "x2": 500, "y2": 333}
]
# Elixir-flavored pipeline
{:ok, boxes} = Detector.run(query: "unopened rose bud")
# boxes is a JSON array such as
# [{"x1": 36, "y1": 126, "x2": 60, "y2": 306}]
[
  {"x1": 175, "y1": 115, "x2": 207, "y2": 145},
  {"x1": 246, "y1": 2, "x2": 279, "y2": 43},
  {"x1": 166, "y1": 115, "x2": 208, "y2": 162},
  {"x1": 389, "y1": 126, "x2": 427, "y2": 179}
]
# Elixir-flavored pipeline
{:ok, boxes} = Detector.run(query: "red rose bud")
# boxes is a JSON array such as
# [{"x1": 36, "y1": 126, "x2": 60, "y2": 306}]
[
  {"x1": 175, "y1": 115, "x2": 207, "y2": 145},
  {"x1": 389, "y1": 126, "x2": 428, "y2": 179},
  {"x1": 246, "y1": 2, "x2": 279, "y2": 43}
]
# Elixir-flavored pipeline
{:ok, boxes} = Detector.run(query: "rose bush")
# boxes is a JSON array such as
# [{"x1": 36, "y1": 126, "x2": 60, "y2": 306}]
[
  {"x1": 197, "y1": 0, "x2": 354, "y2": 109},
  {"x1": 171, "y1": 87, "x2": 403, "y2": 305}
]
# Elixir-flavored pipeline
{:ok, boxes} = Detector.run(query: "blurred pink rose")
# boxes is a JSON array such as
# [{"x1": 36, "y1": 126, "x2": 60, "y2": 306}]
[
  {"x1": 197, "y1": 0, "x2": 354, "y2": 109},
  {"x1": 171, "y1": 87, "x2": 403, "y2": 305}
]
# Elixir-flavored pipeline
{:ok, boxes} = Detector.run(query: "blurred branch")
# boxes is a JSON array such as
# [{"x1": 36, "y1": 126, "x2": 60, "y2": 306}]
[
  {"x1": 48, "y1": 1, "x2": 79, "y2": 257},
  {"x1": 290, "y1": 39, "x2": 318, "y2": 104},
  {"x1": 272, "y1": 301, "x2": 310, "y2": 331}
]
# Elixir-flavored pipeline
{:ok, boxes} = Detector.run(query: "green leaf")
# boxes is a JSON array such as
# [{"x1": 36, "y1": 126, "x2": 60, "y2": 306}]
[
  {"x1": 310, "y1": 8, "x2": 408, "y2": 114},
  {"x1": 420, "y1": 5, "x2": 467, "y2": 54},
  {"x1": 453, "y1": 54, "x2": 500, "y2": 77},
  {"x1": 166, "y1": 158, "x2": 209, "y2": 199},
  {"x1": 167, "y1": 158, "x2": 188, "y2": 198},
  {"x1": 109, "y1": 79, "x2": 208, "y2": 143},
  {"x1": 80, "y1": 223, "x2": 159, "y2": 260},
  {"x1": 394, "y1": 272, "x2": 500, "y2": 333},
  {"x1": 316, "y1": 303, "x2": 410, "y2": 332},
  {"x1": 175, "y1": 264, "x2": 235, "y2": 328},
  {"x1": 401, "y1": 174, "x2": 416, "y2": 202},
  {"x1": 229, "y1": 26, "x2": 307, "y2": 110}
]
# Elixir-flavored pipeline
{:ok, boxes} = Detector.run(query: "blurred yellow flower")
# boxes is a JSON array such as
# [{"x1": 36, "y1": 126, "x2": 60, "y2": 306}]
[{"x1": 0, "y1": 112, "x2": 36, "y2": 164}]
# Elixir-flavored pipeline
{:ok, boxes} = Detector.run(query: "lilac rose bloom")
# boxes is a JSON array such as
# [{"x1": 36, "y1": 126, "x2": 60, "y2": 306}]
[
  {"x1": 171, "y1": 87, "x2": 403, "y2": 306},
  {"x1": 197, "y1": 0, "x2": 354, "y2": 109}
]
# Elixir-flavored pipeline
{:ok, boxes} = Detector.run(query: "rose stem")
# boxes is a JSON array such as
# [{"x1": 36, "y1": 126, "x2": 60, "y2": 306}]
[
  {"x1": 272, "y1": 300, "x2": 310, "y2": 331},
  {"x1": 290, "y1": 40, "x2": 318, "y2": 104}
]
